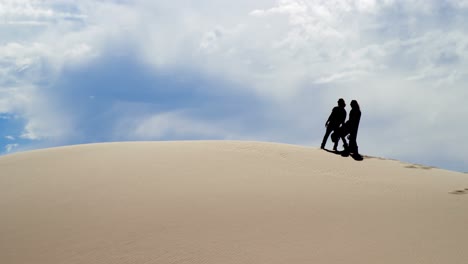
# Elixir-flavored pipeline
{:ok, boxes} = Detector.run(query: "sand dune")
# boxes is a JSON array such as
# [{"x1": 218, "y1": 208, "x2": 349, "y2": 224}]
[{"x1": 1, "y1": 141, "x2": 468, "y2": 264}]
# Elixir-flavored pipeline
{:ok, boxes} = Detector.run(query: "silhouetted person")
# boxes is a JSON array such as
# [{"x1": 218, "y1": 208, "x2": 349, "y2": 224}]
[
  {"x1": 321, "y1": 98, "x2": 346, "y2": 150},
  {"x1": 345, "y1": 100, "x2": 361, "y2": 155}
]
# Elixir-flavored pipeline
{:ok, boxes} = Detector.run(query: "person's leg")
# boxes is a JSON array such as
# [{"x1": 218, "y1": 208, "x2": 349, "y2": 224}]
[
  {"x1": 321, "y1": 126, "x2": 333, "y2": 149},
  {"x1": 333, "y1": 140, "x2": 339, "y2": 151},
  {"x1": 348, "y1": 132, "x2": 358, "y2": 154},
  {"x1": 338, "y1": 133, "x2": 350, "y2": 156},
  {"x1": 332, "y1": 128, "x2": 341, "y2": 151},
  {"x1": 338, "y1": 125, "x2": 349, "y2": 151},
  {"x1": 340, "y1": 134, "x2": 349, "y2": 151}
]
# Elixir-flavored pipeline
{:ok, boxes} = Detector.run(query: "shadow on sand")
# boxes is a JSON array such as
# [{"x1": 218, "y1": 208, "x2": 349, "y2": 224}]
[{"x1": 323, "y1": 149, "x2": 364, "y2": 161}]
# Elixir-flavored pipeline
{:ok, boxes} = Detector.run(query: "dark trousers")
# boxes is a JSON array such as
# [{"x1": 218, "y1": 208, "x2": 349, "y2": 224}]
[
  {"x1": 347, "y1": 132, "x2": 359, "y2": 154},
  {"x1": 321, "y1": 125, "x2": 339, "y2": 150}
]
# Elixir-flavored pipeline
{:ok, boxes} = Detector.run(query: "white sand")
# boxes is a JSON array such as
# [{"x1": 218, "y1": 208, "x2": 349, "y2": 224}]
[{"x1": 1, "y1": 141, "x2": 468, "y2": 264}]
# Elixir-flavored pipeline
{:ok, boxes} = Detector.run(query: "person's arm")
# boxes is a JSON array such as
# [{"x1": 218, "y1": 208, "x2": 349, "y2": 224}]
[
  {"x1": 341, "y1": 110, "x2": 347, "y2": 126},
  {"x1": 325, "y1": 109, "x2": 334, "y2": 127}
]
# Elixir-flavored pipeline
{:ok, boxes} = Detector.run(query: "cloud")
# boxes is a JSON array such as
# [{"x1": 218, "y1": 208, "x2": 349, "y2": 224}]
[
  {"x1": 5, "y1": 143, "x2": 19, "y2": 153},
  {"x1": 125, "y1": 111, "x2": 235, "y2": 140},
  {"x1": 0, "y1": 0, "x2": 86, "y2": 22}
]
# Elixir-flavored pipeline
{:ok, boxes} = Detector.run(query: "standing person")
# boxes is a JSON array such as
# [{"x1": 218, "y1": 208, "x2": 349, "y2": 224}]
[
  {"x1": 321, "y1": 98, "x2": 347, "y2": 151},
  {"x1": 346, "y1": 100, "x2": 361, "y2": 155}
]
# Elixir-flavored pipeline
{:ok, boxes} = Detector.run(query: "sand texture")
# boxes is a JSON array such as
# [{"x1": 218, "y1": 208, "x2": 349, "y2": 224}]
[{"x1": 1, "y1": 141, "x2": 468, "y2": 264}]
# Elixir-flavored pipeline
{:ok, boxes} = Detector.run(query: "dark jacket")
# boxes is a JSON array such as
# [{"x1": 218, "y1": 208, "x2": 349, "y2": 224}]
[
  {"x1": 327, "y1": 106, "x2": 346, "y2": 128},
  {"x1": 347, "y1": 108, "x2": 361, "y2": 135}
]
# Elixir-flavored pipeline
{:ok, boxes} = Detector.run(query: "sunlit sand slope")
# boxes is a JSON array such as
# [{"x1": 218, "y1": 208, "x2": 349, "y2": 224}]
[{"x1": 1, "y1": 141, "x2": 468, "y2": 264}]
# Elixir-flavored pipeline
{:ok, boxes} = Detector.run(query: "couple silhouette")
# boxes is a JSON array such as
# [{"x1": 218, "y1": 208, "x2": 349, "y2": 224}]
[{"x1": 321, "y1": 98, "x2": 361, "y2": 157}]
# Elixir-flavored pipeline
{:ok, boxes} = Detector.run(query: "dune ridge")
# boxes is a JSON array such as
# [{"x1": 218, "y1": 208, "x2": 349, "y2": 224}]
[{"x1": 1, "y1": 141, "x2": 468, "y2": 264}]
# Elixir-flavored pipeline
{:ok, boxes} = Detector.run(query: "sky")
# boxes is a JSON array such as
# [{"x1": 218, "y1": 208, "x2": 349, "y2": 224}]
[{"x1": 1, "y1": 0, "x2": 468, "y2": 172}]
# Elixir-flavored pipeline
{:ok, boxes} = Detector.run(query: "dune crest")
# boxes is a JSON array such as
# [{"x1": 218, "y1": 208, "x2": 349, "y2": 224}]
[{"x1": 1, "y1": 141, "x2": 468, "y2": 264}]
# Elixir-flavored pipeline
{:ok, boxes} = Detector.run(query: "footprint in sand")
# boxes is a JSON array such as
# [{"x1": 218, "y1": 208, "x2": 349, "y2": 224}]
[
  {"x1": 404, "y1": 164, "x2": 435, "y2": 170},
  {"x1": 449, "y1": 188, "x2": 468, "y2": 195}
]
